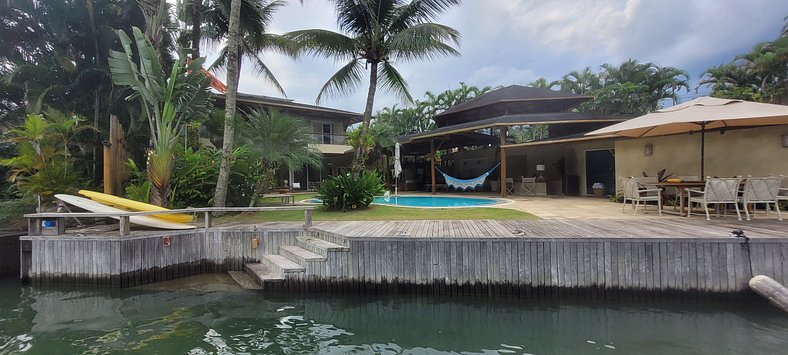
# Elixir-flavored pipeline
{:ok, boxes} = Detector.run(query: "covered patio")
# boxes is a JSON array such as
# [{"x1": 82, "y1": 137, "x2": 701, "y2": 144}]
[{"x1": 397, "y1": 85, "x2": 628, "y2": 197}]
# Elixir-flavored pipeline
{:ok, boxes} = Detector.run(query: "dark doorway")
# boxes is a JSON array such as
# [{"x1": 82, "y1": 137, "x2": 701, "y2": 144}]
[{"x1": 585, "y1": 149, "x2": 615, "y2": 195}]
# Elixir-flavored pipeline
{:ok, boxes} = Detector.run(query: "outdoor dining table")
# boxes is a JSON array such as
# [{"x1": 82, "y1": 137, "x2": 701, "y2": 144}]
[{"x1": 654, "y1": 181, "x2": 706, "y2": 216}]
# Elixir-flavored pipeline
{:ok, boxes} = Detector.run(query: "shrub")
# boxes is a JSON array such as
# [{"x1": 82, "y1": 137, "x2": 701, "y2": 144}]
[
  {"x1": 0, "y1": 111, "x2": 92, "y2": 199},
  {"x1": 318, "y1": 170, "x2": 385, "y2": 211},
  {"x1": 0, "y1": 196, "x2": 36, "y2": 229},
  {"x1": 124, "y1": 144, "x2": 263, "y2": 208}
]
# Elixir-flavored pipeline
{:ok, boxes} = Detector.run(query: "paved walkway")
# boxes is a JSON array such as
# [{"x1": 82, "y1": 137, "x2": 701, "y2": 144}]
[
  {"x1": 403, "y1": 191, "x2": 783, "y2": 221},
  {"x1": 503, "y1": 195, "x2": 663, "y2": 220}
]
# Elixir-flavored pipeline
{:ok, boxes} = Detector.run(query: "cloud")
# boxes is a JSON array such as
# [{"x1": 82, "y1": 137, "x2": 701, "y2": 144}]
[{"x1": 201, "y1": 0, "x2": 788, "y2": 114}]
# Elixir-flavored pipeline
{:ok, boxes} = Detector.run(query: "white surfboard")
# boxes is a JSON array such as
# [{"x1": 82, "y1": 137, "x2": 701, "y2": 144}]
[{"x1": 55, "y1": 194, "x2": 195, "y2": 230}]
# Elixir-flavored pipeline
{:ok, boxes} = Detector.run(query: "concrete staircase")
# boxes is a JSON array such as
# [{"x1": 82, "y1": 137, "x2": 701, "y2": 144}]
[{"x1": 238, "y1": 230, "x2": 348, "y2": 289}]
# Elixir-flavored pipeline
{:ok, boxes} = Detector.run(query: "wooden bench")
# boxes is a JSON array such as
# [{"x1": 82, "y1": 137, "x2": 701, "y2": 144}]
[{"x1": 261, "y1": 193, "x2": 295, "y2": 204}]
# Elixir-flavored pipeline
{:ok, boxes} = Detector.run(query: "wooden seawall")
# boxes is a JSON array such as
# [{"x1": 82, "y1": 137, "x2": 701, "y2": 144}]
[
  {"x1": 19, "y1": 219, "x2": 788, "y2": 296},
  {"x1": 19, "y1": 226, "x2": 302, "y2": 287}
]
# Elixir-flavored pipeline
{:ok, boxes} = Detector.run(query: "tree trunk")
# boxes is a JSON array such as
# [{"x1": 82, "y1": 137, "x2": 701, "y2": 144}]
[
  {"x1": 139, "y1": 0, "x2": 164, "y2": 60},
  {"x1": 191, "y1": 0, "x2": 203, "y2": 58},
  {"x1": 351, "y1": 61, "x2": 379, "y2": 173},
  {"x1": 213, "y1": 0, "x2": 243, "y2": 209}
]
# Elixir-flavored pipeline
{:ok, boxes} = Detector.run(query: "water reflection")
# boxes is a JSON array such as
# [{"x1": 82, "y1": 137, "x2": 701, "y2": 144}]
[{"x1": 1, "y1": 274, "x2": 787, "y2": 354}]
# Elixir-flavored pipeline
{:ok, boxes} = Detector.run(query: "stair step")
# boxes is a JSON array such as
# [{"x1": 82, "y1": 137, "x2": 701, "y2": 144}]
[
  {"x1": 279, "y1": 245, "x2": 326, "y2": 265},
  {"x1": 296, "y1": 236, "x2": 349, "y2": 256},
  {"x1": 310, "y1": 230, "x2": 349, "y2": 247},
  {"x1": 244, "y1": 263, "x2": 284, "y2": 283},
  {"x1": 263, "y1": 254, "x2": 306, "y2": 274},
  {"x1": 228, "y1": 270, "x2": 262, "y2": 290}
]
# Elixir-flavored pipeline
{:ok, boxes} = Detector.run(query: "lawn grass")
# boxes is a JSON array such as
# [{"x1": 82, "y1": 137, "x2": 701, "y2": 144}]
[{"x1": 217, "y1": 192, "x2": 536, "y2": 224}]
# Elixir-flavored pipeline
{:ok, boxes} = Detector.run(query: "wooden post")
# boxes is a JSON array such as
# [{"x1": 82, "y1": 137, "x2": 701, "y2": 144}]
[
  {"x1": 430, "y1": 139, "x2": 436, "y2": 195},
  {"x1": 119, "y1": 216, "x2": 130, "y2": 237},
  {"x1": 500, "y1": 126, "x2": 508, "y2": 198},
  {"x1": 304, "y1": 209, "x2": 312, "y2": 229},
  {"x1": 103, "y1": 142, "x2": 112, "y2": 194},
  {"x1": 204, "y1": 212, "x2": 213, "y2": 229}
]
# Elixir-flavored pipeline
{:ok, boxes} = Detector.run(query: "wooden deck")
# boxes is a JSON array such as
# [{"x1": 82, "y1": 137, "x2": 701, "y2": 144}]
[{"x1": 312, "y1": 218, "x2": 786, "y2": 240}]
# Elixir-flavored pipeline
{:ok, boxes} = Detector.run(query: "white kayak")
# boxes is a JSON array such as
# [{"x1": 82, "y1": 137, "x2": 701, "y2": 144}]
[{"x1": 55, "y1": 194, "x2": 195, "y2": 230}]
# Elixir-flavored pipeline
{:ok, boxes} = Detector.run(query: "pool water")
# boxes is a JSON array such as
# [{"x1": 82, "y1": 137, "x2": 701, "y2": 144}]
[
  {"x1": 1, "y1": 274, "x2": 787, "y2": 354},
  {"x1": 373, "y1": 195, "x2": 500, "y2": 207}
]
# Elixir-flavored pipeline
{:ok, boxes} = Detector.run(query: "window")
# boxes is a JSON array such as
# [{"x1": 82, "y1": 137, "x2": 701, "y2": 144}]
[{"x1": 322, "y1": 123, "x2": 333, "y2": 144}]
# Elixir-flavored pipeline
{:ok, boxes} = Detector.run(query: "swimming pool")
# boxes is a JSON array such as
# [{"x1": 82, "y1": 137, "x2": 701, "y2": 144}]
[
  {"x1": 372, "y1": 195, "x2": 501, "y2": 208},
  {"x1": 305, "y1": 195, "x2": 504, "y2": 208}
]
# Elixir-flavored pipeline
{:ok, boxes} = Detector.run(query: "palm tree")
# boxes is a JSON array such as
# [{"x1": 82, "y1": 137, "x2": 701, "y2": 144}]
[
  {"x1": 238, "y1": 109, "x2": 322, "y2": 206},
  {"x1": 285, "y1": 0, "x2": 462, "y2": 172},
  {"x1": 555, "y1": 67, "x2": 600, "y2": 95},
  {"x1": 203, "y1": 0, "x2": 294, "y2": 95},
  {"x1": 213, "y1": 0, "x2": 242, "y2": 209},
  {"x1": 526, "y1": 77, "x2": 557, "y2": 90}
]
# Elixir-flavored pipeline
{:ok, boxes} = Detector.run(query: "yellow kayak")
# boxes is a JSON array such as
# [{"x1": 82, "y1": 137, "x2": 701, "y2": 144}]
[{"x1": 78, "y1": 190, "x2": 194, "y2": 223}]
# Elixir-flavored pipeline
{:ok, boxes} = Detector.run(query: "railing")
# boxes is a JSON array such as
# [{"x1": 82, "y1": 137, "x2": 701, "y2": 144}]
[
  {"x1": 24, "y1": 206, "x2": 316, "y2": 237},
  {"x1": 311, "y1": 132, "x2": 347, "y2": 145}
]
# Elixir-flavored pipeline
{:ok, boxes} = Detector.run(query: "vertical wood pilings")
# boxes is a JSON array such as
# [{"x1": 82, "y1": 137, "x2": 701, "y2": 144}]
[{"x1": 20, "y1": 229, "x2": 788, "y2": 298}]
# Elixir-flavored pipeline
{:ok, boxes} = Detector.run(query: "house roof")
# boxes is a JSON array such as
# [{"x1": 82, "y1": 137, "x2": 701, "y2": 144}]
[
  {"x1": 212, "y1": 92, "x2": 363, "y2": 123},
  {"x1": 433, "y1": 85, "x2": 593, "y2": 127},
  {"x1": 399, "y1": 112, "x2": 628, "y2": 144}
]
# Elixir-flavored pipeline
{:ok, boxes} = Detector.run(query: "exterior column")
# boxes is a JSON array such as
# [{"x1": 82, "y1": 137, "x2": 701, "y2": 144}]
[
  {"x1": 500, "y1": 126, "x2": 508, "y2": 198},
  {"x1": 103, "y1": 142, "x2": 112, "y2": 194},
  {"x1": 430, "y1": 139, "x2": 436, "y2": 195}
]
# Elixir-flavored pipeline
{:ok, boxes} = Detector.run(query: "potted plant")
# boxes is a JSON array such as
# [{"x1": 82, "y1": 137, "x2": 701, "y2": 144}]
[
  {"x1": 276, "y1": 180, "x2": 291, "y2": 194},
  {"x1": 592, "y1": 182, "x2": 606, "y2": 197}
]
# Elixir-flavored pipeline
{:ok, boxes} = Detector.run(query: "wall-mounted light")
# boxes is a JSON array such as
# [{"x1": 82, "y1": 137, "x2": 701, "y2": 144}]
[
  {"x1": 535, "y1": 164, "x2": 545, "y2": 172},
  {"x1": 644, "y1": 143, "x2": 653, "y2": 156}
]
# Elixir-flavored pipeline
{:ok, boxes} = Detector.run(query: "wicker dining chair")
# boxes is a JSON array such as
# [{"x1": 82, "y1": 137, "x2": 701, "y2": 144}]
[
  {"x1": 739, "y1": 176, "x2": 782, "y2": 221},
  {"x1": 687, "y1": 177, "x2": 743, "y2": 221},
  {"x1": 624, "y1": 177, "x2": 662, "y2": 215}
]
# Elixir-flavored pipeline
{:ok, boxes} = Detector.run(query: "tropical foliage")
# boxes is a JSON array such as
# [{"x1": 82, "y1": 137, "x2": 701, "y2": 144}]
[
  {"x1": 1, "y1": 0, "x2": 146, "y2": 129},
  {"x1": 109, "y1": 26, "x2": 212, "y2": 206},
  {"x1": 318, "y1": 170, "x2": 385, "y2": 211},
  {"x1": 285, "y1": 0, "x2": 462, "y2": 172},
  {"x1": 0, "y1": 110, "x2": 94, "y2": 198},
  {"x1": 699, "y1": 21, "x2": 787, "y2": 103},
  {"x1": 371, "y1": 82, "x2": 495, "y2": 148},
  {"x1": 546, "y1": 59, "x2": 690, "y2": 116},
  {"x1": 126, "y1": 144, "x2": 264, "y2": 208},
  {"x1": 238, "y1": 109, "x2": 322, "y2": 206}
]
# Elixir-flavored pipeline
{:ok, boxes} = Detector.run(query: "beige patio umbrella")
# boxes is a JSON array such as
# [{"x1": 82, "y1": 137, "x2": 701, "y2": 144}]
[{"x1": 586, "y1": 97, "x2": 788, "y2": 176}]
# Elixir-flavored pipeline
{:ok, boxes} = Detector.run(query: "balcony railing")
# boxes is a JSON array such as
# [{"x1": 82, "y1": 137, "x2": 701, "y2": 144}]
[{"x1": 312, "y1": 132, "x2": 347, "y2": 145}]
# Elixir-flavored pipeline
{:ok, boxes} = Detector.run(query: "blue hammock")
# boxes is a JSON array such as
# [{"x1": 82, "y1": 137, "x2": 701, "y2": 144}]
[{"x1": 435, "y1": 163, "x2": 500, "y2": 191}]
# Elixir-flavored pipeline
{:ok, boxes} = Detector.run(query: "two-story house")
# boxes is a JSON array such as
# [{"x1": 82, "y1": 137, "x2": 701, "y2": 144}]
[{"x1": 213, "y1": 92, "x2": 362, "y2": 191}]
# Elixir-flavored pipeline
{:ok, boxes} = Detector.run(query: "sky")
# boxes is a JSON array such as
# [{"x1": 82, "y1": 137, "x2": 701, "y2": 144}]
[{"x1": 205, "y1": 0, "x2": 788, "y2": 114}]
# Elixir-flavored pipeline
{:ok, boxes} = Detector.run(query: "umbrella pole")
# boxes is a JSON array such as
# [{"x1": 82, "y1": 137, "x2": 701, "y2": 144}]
[{"x1": 700, "y1": 123, "x2": 706, "y2": 178}]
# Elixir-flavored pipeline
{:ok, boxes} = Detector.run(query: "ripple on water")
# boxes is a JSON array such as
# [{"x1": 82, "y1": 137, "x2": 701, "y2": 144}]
[{"x1": 0, "y1": 275, "x2": 787, "y2": 354}]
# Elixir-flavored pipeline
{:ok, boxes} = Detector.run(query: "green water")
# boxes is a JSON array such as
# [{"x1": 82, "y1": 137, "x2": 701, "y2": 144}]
[{"x1": 1, "y1": 275, "x2": 787, "y2": 354}]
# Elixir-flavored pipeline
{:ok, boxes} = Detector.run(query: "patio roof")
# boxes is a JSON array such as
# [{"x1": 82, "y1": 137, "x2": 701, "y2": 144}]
[
  {"x1": 501, "y1": 132, "x2": 619, "y2": 149},
  {"x1": 433, "y1": 85, "x2": 593, "y2": 127},
  {"x1": 399, "y1": 131, "x2": 498, "y2": 155},
  {"x1": 399, "y1": 112, "x2": 628, "y2": 144}
]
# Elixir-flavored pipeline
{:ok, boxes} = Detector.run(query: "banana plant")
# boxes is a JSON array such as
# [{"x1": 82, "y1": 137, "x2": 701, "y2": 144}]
[{"x1": 108, "y1": 26, "x2": 211, "y2": 206}]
